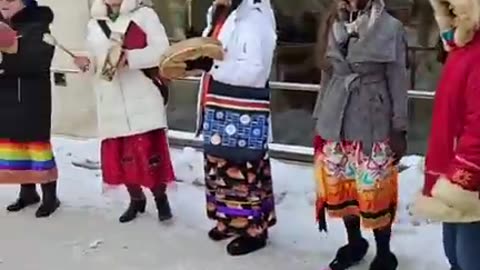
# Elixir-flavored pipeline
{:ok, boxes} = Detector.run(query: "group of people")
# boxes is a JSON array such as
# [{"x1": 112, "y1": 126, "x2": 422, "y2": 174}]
[{"x1": 0, "y1": 0, "x2": 478, "y2": 269}]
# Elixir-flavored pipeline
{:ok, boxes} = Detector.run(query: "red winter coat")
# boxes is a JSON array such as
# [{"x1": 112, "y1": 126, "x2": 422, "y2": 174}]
[{"x1": 414, "y1": 33, "x2": 480, "y2": 223}]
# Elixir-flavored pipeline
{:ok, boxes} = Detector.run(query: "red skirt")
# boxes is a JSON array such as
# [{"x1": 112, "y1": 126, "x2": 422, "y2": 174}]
[{"x1": 101, "y1": 129, "x2": 175, "y2": 189}]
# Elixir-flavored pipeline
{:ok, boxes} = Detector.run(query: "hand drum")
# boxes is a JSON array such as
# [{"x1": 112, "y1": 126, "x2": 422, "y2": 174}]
[{"x1": 159, "y1": 37, "x2": 224, "y2": 80}]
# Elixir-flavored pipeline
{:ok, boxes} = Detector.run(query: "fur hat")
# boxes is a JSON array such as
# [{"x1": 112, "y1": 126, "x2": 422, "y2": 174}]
[{"x1": 430, "y1": 0, "x2": 480, "y2": 49}]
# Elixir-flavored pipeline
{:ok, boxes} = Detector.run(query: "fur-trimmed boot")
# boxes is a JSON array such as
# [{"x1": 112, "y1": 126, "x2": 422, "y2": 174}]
[
  {"x1": 328, "y1": 238, "x2": 369, "y2": 270},
  {"x1": 369, "y1": 252, "x2": 398, "y2": 270}
]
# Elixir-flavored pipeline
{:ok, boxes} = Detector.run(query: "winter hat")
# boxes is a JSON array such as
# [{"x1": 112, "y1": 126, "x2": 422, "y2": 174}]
[{"x1": 21, "y1": 0, "x2": 38, "y2": 7}]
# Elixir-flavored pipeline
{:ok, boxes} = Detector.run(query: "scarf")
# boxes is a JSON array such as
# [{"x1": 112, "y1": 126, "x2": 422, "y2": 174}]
[
  {"x1": 107, "y1": 5, "x2": 120, "y2": 21},
  {"x1": 441, "y1": 28, "x2": 457, "y2": 48}
]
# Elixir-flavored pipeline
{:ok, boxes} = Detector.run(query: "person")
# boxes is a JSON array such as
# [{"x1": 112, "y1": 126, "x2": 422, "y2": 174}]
[
  {"x1": 313, "y1": 0, "x2": 408, "y2": 269},
  {"x1": 412, "y1": 0, "x2": 480, "y2": 269},
  {"x1": 73, "y1": 0, "x2": 175, "y2": 223},
  {"x1": 186, "y1": 0, "x2": 277, "y2": 256},
  {"x1": 0, "y1": 0, "x2": 59, "y2": 218}
]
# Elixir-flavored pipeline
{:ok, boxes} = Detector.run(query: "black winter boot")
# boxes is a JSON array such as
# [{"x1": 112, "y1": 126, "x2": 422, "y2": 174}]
[
  {"x1": 7, "y1": 184, "x2": 40, "y2": 212},
  {"x1": 154, "y1": 193, "x2": 172, "y2": 222},
  {"x1": 370, "y1": 226, "x2": 397, "y2": 269},
  {"x1": 36, "y1": 181, "x2": 60, "y2": 218},
  {"x1": 328, "y1": 238, "x2": 369, "y2": 270},
  {"x1": 208, "y1": 227, "x2": 234, "y2": 241},
  {"x1": 119, "y1": 199, "x2": 146, "y2": 223},
  {"x1": 226, "y1": 232, "x2": 268, "y2": 256},
  {"x1": 369, "y1": 252, "x2": 398, "y2": 270}
]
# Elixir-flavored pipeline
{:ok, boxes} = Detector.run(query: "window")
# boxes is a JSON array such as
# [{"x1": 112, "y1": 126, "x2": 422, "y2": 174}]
[
  {"x1": 149, "y1": 0, "x2": 440, "y2": 154},
  {"x1": 151, "y1": 0, "x2": 211, "y2": 40}
]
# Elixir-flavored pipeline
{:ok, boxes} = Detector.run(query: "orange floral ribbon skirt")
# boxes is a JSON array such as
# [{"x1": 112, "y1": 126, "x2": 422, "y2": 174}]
[{"x1": 314, "y1": 136, "x2": 398, "y2": 229}]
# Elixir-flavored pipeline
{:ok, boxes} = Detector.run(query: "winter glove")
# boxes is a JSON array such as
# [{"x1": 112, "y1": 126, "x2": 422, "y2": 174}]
[
  {"x1": 185, "y1": 57, "x2": 214, "y2": 72},
  {"x1": 389, "y1": 130, "x2": 407, "y2": 165},
  {"x1": 0, "y1": 22, "x2": 17, "y2": 49},
  {"x1": 185, "y1": 26, "x2": 201, "y2": 39}
]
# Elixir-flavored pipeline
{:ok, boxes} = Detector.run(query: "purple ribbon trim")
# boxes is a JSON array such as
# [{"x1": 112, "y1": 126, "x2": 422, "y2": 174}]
[
  {"x1": 206, "y1": 195, "x2": 216, "y2": 203},
  {"x1": 217, "y1": 206, "x2": 262, "y2": 218},
  {"x1": 261, "y1": 199, "x2": 274, "y2": 214}
]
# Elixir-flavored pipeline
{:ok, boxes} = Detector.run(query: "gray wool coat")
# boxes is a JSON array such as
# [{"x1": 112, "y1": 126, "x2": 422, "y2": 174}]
[{"x1": 313, "y1": 11, "x2": 408, "y2": 154}]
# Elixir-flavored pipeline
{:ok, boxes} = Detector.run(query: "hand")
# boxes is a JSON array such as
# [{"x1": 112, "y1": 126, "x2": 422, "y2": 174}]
[
  {"x1": 389, "y1": 130, "x2": 407, "y2": 165},
  {"x1": 185, "y1": 57, "x2": 214, "y2": 72},
  {"x1": 0, "y1": 38, "x2": 17, "y2": 54},
  {"x1": 74, "y1": 56, "x2": 91, "y2": 72},
  {"x1": 0, "y1": 22, "x2": 17, "y2": 48},
  {"x1": 117, "y1": 51, "x2": 128, "y2": 69}
]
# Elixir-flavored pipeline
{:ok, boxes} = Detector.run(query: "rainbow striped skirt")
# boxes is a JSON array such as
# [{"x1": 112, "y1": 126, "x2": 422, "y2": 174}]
[{"x1": 0, "y1": 140, "x2": 57, "y2": 184}]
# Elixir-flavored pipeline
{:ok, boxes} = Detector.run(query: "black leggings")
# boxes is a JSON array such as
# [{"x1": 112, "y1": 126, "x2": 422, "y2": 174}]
[{"x1": 125, "y1": 184, "x2": 166, "y2": 200}]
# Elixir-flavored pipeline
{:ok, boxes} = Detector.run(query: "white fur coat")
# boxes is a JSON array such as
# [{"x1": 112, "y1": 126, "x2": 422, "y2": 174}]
[{"x1": 86, "y1": 0, "x2": 169, "y2": 139}]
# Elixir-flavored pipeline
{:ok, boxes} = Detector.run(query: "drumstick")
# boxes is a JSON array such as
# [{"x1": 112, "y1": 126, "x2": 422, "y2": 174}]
[
  {"x1": 42, "y1": 33, "x2": 77, "y2": 58},
  {"x1": 187, "y1": 0, "x2": 192, "y2": 29}
]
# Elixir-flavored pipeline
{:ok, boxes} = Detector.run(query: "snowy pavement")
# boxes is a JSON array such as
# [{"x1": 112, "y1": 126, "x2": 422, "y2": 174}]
[{"x1": 0, "y1": 138, "x2": 448, "y2": 270}]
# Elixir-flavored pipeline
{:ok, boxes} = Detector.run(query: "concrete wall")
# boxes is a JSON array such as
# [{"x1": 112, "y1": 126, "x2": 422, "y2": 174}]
[
  {"x1": 38, "y1": 0, "x2": 98, "y2": 139},
  {"x1": 38, "y1": 0, "x2": 198, "y2": 139}
]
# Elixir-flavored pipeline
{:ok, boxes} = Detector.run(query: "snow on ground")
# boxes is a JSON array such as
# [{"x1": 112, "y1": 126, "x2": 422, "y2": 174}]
[{"x1": 0, "y1": 138, "x2": 448, "y2": 270}]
